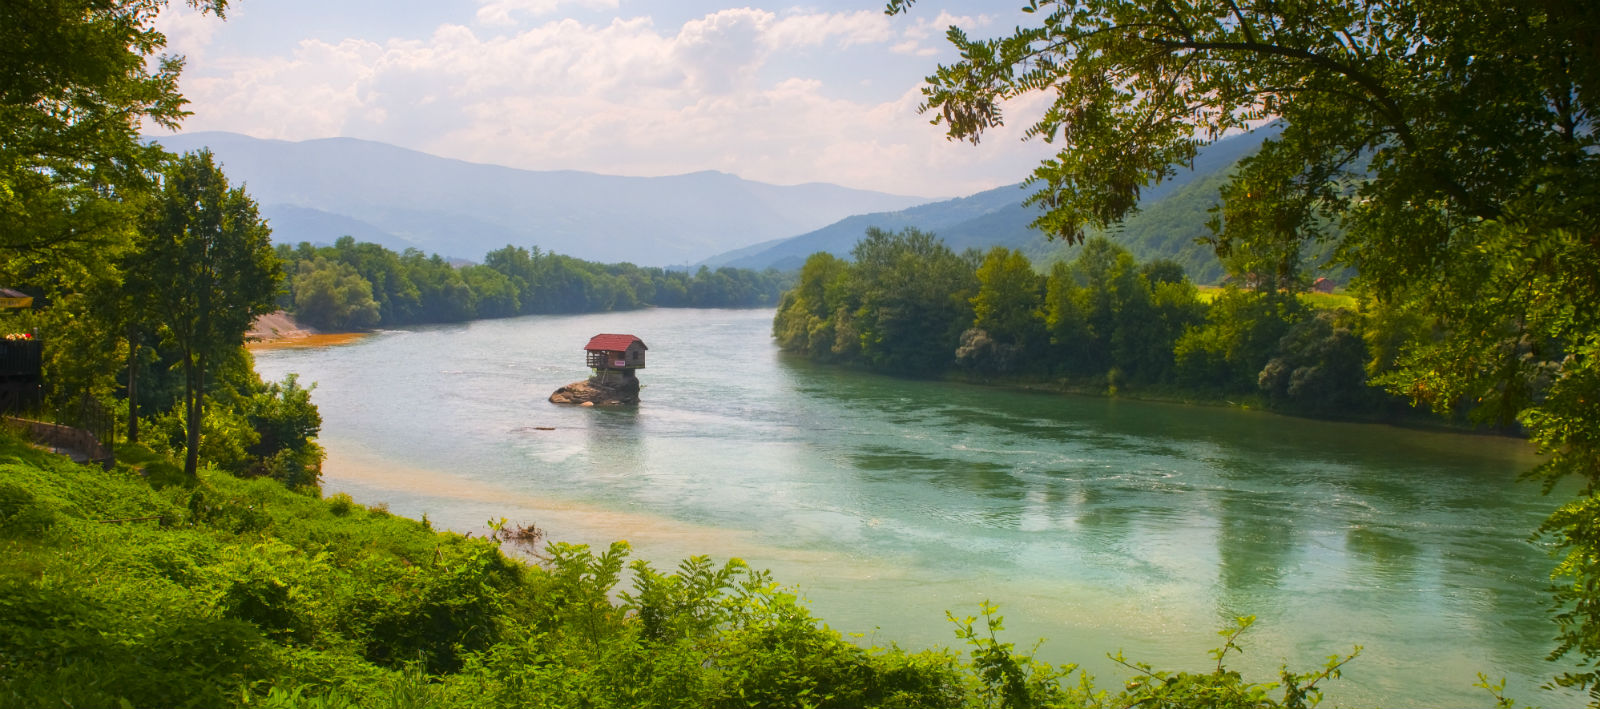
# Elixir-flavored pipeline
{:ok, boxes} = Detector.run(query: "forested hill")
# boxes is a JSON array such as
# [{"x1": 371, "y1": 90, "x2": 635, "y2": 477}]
[
  {"x1": 148, "y1": 132, "x2": 931, "y2": 266},
  {"x1": 706, "y1": 125, "x2": 1281, "y2": 283}
]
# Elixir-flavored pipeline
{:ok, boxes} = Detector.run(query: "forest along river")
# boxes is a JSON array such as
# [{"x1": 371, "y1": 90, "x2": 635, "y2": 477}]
[{"x1": 253, "y1": 307, "x2": 1576, "y2": 707}]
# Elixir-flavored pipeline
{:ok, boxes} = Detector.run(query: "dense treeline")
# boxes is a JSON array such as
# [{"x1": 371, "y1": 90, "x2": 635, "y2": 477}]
[
  {"x1": 775, "y1": 228, "x2": 1414, "y2": 419},
  {"x1": 0, "y1": 433, "x2": 1356, "y2": 708},
  {"x1": 278, "y1": 237, "x2": 793, "y2": 331}
]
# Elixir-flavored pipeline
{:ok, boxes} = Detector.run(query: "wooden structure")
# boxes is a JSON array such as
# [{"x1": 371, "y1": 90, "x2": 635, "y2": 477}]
[
  {"x1": 0, "y1": 288, "x2": 39, "y2": 414},
  {"x1": 584, "y1": 333, "x2": 646, "y2": 387},
  {"x1": 0, "y1": 288, "x2": 33, "y2": 309}
]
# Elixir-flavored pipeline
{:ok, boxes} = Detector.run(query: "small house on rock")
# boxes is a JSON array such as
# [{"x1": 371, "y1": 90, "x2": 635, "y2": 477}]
[{"x1": 584, "y1": 333, "x2": 646, "y2": 387}]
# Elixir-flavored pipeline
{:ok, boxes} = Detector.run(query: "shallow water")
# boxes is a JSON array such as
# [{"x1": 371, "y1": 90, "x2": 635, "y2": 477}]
[{"x1": 254, "y1": 307, "x2": 1577, "y2": 706}]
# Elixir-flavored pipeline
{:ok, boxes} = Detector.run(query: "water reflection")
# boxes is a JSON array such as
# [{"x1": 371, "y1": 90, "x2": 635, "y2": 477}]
[
  {"x1": 1215, "y1": 489, "x2": 1298, "y2": 617},
  {"x1": 1344, "y1": 526, "x2": 1420, "y2": 579},
  {"x1": 585, "y1": 407, "x2": 643, "y2": 484}
]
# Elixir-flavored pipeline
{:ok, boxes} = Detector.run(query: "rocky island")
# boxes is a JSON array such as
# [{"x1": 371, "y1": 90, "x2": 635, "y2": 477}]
[{"x1": 548, "y1": 376, "x2": 639, "y2": 406}]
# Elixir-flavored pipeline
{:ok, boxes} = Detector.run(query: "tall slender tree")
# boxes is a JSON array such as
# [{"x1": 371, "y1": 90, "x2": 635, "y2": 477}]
[{"x1": 136, "y1": 150, "x2": 280, "y2": 477}]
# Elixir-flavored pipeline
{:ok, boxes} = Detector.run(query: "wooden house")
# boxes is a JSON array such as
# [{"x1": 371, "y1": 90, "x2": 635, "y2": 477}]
[{"x1": 584, "y1": 333, "x2": 646, "y2": 386}]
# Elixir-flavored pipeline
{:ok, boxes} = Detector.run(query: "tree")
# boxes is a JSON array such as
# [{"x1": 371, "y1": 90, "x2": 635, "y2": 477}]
[
  {"x1": 850, "y1": 227, "x2": 976, "y2": 374},
  {"x1": 1042, "y1": 261, "x2": 1094, "y2": 375},
  {"x1": 292, "y1": 256, "x2": 380, "y2": 331},
  {"x1": 1, "y1": 0, "x2": 227, "y2": 267},
  {"x1": 971, "y1": 247, "x2": 1046, "y2": 354},
  {"x1": 460, "y1": 264, "x2": 520, "y2": 319},
  {"x1": 137, "y1": 150, "x2": 281, "y2": 478},
  {"x1": 774, "y1": 252, "x2": 850, "y2": 358},
  {"x1": 330, "y1": 236, "x2": 421, "y2": 323},
  {"x1": 1258, "y1": 311, "x2": 1373, "y2": 415},
  {"x1": 890, "y1": 0, "x2": 1600, "y2": 687}
]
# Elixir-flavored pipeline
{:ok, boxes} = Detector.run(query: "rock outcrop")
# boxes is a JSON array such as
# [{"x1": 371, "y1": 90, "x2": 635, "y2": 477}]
[{"x1": 548, "y1": 377, "x2": 639, "y2": 406}]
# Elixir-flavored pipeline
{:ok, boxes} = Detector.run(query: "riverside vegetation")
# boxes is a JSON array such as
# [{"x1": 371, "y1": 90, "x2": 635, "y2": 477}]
[
  {"x1": 276, "y1": 237, "x2": 793, "y2": 333},
  {"x1": 774, "y1": 228, "x2": 1419, "y2": 422}
]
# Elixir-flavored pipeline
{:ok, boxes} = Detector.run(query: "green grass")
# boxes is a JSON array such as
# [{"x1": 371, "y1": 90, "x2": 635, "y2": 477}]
[{"x1": 1297, "y1": 290, "x2": 1359, "y2": 310}]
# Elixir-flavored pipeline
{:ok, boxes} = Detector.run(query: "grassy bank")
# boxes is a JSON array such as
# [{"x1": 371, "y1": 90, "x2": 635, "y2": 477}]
[{"x1": 0, "y1": 431, "x2": 1358, "y2": 708}]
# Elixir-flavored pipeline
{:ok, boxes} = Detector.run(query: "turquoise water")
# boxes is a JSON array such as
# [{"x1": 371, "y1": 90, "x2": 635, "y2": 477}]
[{"x1": 253, "y1": 307, "x2": 1576, "y2": 706}]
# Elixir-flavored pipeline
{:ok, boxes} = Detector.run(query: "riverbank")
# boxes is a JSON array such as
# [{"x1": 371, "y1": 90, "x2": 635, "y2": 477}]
[{"x1": 246, "y1": 310, "x2": 368, "y2": 350}]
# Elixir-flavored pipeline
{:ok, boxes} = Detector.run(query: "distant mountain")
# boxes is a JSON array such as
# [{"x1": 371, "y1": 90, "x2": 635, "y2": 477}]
[
  {"x1": 149, "y1": 132, "x2": 932, "y2": 266},
  {"x1": 704, "y1": 125, "x2": 1282, "y2": 282},
  {"x1": 703, "y1": 182, "x2": 1030, "y2": 272}
]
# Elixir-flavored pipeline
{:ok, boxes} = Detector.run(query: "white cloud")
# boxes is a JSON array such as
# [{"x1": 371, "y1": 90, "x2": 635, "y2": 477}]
[
  {"x1": 157, "y1": 5, "x2": 1054, "y2": 197},
  {"x1": 475, "y1": 0, "x2": 620, "y2": 27},
  {"x1": 889, "y1": 40, "x2": 935, "y2": 56},
  {"x1": 673, "y1": 8, "x2": 773, "y2": 94},
  {"x1": 154, "y1": 3, "x2": 222, "y2": 64},
  {"x1": 893, "y1": 10, "x2": 991, "y2": 56},
  {"x1": 766, "y1": 10, "x2": 893, "y2": 49}
]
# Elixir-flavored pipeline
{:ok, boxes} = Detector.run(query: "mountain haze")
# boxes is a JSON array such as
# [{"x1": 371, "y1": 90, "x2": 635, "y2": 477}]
[
  {"x1": 150, "y1": 132, "x2": 932, "y2": 266},
  {"x1": 705, "y1": 126, "x2": 1282, "y2": 283}
]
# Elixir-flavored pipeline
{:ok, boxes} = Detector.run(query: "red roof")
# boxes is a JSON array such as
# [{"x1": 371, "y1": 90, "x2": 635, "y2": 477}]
[{"x1": 584, "y1": 333, "x2": 646, "y2": 352}]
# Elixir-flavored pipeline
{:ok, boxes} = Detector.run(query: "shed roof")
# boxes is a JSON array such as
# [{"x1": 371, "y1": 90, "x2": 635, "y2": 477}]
[
  {"x1": 584, "y1": 333, "x2": 646, "y2": 352},
  {"x1": 0, "y1": 288, "x2": 32, "y2": 309}
]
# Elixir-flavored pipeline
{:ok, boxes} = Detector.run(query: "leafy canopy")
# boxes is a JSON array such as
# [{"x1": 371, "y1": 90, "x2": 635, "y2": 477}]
[
  {"x1": 0, "y1": 0, "x2": 228, "y2": 273},
  {"x1": 136, "y1": 149, "x2": 282, "y2": 477}
]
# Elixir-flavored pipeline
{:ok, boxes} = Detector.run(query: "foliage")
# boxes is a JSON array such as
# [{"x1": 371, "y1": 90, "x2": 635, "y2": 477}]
[
  {"x1": 0, "y1": 0, "x2": 226, "y2": 271},
  {"x1": 972, "y1": 247, "x2": 1046, "y2": 354},
  {"x1": 1257, "y1": 312, "x2": 1374, "y2": 415},
  {"x1": 139, "y1": 350, "x2": 322, "y2": 489},
  {"x1": 779, "y1": 232, "x2": 1354, "y2": 403},
  {"x1": 1174, "y1": 287, "x2": 1304, "y2": 394},
  {"x1": 772, "y1": 229, "x2": 1442, "y2": 426},
  {"x1": 276, "y1": 239, "x2": 793, "y2": 330},
  {"x1": 850, "y1": 227, "x2": 977, "y2": 374},
  {"x1": 291, "y1": 257, "x2": 379, "y2": 331},
  {"x1": 134, "y1": 149, "x2": 282, "y2": 477},
  {"x1": 1108, "y1": 616, "x2": 1359, "y2": 709},
  {"x1": 891, "y1": 0, "x2": 1600, "y2": 688},
  {"x1": 242, "y1": 373, "x2": 324, "y2": 489}
]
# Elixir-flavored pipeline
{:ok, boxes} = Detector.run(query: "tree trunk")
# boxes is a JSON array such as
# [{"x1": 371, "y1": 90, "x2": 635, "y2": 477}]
[
  {"x1": 183, "y1": 353, "x2": 202, "y2": 478},
  {"x1": 125, "y1": 330, "x2": 139, "y2": 444}
]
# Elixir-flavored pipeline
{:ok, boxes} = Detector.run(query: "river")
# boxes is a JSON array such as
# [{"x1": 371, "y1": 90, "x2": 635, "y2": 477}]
[{"x1": 252, "y1": 307, "x2": 1576, "y2": 706}]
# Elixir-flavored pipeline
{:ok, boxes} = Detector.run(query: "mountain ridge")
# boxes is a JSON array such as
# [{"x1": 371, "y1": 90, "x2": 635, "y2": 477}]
[
  {"x1": 148, "y1": 131, "x2": 933, "y2": 266},
  {"x1": 702, "y1": 125, "x2": 1283, "y2": 282}
]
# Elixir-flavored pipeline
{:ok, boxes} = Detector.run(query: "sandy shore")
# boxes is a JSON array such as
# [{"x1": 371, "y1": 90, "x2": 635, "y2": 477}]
[{"x1": 246, "y1": 310, "x2": 368, "y2": 350}]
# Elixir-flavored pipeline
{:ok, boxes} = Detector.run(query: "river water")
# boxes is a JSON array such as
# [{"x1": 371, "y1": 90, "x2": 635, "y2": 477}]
[{"x1": 253, "y1": 307, "x2": 1576, "y2": 706}]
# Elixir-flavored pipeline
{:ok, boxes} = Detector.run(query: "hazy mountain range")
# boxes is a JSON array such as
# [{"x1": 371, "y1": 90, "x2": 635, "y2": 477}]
[
  {"x1": 702, "y1": 125, "x2": 1281, "y2": 284},
  {"x1": 150, "y1": 132, "x2": 932, "y2": 266},
  {"x1": 153, "y1": 126, "x2": 1278, "y2": 282}
]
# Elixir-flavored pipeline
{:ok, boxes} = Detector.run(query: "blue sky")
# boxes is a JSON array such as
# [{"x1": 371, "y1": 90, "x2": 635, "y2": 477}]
[{"x1": 155, "y1": 0, "x2": 1058, "y2": 197}]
